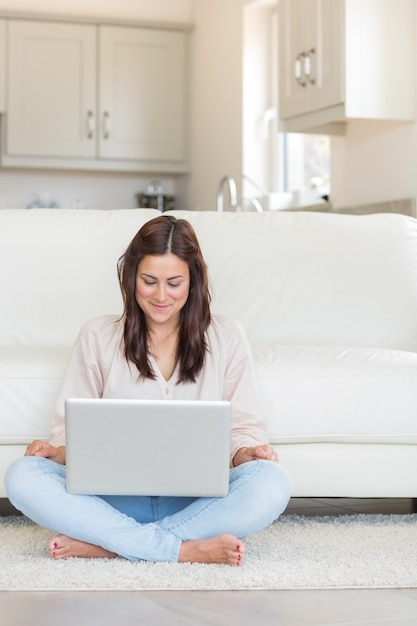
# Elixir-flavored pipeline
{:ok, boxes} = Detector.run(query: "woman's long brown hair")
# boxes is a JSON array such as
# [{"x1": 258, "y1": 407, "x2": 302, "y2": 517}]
[{"x1": 117, "y1": 215, "x2": 211, "y2": 383}]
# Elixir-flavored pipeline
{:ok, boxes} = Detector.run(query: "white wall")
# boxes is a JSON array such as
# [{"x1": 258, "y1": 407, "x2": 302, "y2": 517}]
[
  {"x1": 331, "y1": 119, "x2": 417, "y2": 209},
  {"x1": 329, "y1": 3, "x2": 417, "y2": 209},
  {"x1": 243, "y1": 2, "x2": 276, "y2": 196},
  {"x1": 0, "y1": 169, "x2": 178, "y2": 211},
  {"x1": 188, "y1": 0, "x2": 247, "y2": 211}
]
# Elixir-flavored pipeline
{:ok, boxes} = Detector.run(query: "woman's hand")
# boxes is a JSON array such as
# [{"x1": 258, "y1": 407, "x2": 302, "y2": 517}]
[
  {"x1": 24, "y1": 440, "x2": 66, "y2": 465},
  {"x1": 232, "y1": 444, "x2": 278, "y2": 467}
]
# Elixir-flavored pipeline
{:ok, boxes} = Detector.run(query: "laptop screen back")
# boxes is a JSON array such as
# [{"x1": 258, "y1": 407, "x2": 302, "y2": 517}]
[{"x1": 65, "y1": 397, "x2": 231, "y2": 497}]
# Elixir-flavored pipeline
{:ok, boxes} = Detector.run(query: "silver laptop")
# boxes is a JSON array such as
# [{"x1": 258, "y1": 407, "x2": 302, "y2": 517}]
[{"x1": 65, "y1": 397, "x2": 231, "y2": 497}]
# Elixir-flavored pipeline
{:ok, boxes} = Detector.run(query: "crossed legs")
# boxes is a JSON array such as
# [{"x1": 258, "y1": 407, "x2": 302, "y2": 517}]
[{"x1": 5, "y1": 456, "x2": 291, "y2": 565}]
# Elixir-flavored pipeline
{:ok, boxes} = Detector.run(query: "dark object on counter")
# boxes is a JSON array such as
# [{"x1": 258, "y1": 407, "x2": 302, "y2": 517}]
[
  {"x1": 137, "y1": 180, "x2": 175, "y2": 212},
  {"x1": 136, "y1": 193, "x2": 175, "y2": 212}
]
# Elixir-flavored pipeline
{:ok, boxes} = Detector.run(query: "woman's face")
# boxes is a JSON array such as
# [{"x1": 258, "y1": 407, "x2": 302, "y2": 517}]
[{"x1": 135, "y1": 253, "x2": 190, "y2": 329}]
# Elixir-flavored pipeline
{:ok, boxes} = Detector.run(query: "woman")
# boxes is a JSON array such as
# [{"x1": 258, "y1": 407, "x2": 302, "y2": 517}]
[{"x1": 5, "y1": 215, "x2": 291, "y2": 566}]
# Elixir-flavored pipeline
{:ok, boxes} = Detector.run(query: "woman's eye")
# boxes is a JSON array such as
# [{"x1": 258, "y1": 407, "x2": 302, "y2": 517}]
[
  {"x1": 144, "y1": 280, "x2": 156, "y2": 286},
  {"x1": 168, "y1": 283, "x2": 180, "y2": 288}
]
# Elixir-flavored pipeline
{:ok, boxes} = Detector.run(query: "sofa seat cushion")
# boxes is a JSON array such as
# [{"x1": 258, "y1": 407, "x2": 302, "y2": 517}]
[
  {"x1": 253, "y1": 345, "x2": 417, "y2": 444},
  {"x1": 0, "y1": 346, "x2": 71, "y2": 443}
]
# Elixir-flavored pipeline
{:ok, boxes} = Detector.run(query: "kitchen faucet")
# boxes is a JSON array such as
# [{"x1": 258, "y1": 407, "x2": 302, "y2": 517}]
[
  {"x1": 216, "y1": 176, "x2": 238, "y2": 212},
  {"x1": 146, "y1": 179, "x2": 164, "y2": 212}
]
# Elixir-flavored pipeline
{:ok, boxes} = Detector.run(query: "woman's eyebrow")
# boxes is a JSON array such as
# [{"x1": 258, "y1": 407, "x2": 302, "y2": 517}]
[{"x1": 140, "y1": 273, "x2": 184, "y2": 280}]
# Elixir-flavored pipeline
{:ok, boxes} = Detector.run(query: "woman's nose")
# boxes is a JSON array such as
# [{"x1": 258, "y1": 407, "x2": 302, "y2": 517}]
[{"x1": 155, "y1": 284, "x2": 166, "y2": 301}]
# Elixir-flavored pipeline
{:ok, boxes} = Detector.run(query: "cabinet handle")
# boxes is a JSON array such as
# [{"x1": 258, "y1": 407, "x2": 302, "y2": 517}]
[
  {"x1": 87, "y1": 110, "x2": 94, "y2": 139},
  {"x1": 103, "y1": 111, "x2": 111, "y2": 140},
  {"x1": 294, "y1": 53, "x2": 307, "y2": 87},
  {"x1": 304, "y1": 48, "x2": 316, "y2": 85}
]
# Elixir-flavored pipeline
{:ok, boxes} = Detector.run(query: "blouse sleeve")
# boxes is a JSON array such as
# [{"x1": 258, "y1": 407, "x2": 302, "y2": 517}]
[
  {"x1": 215, "y1": 318, "x2": 270, "y2": 465},
  {"x1": 48, "y1": 319, "x2": 108, "y2": 447}
]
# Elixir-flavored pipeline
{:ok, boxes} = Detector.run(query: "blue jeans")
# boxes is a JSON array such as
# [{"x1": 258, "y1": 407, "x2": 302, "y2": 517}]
[{"x1": 5, "y1": 456, "x2": 292, "y2": 562}]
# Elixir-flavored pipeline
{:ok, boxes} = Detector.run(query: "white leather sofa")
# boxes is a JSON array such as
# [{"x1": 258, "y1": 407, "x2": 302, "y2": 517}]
[{"x1": 1, "y1": 207, "x2": 417, "y2": 499}]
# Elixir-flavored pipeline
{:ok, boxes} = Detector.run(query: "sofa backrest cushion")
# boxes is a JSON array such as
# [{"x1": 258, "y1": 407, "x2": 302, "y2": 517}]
[
  {"x1": 1, "y1": 208, "x2": 417, "y2": 352},
  {"x1": 172, "y1": 210, "x2": 417, "y2": 352},
  {"x1": 0, "y1": 208, "x2": 158, "y2": 345}
]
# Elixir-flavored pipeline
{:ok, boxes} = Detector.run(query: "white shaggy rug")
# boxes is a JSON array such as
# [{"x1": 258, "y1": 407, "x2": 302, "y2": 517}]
[{"x1": 2, "y1": 513, "x2": 417, "y2": 591}]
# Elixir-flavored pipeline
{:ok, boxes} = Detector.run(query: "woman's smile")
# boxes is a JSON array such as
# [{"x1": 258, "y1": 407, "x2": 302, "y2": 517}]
[{"x1": 151, "y1": 303, "x2": 170, "y2": 312}]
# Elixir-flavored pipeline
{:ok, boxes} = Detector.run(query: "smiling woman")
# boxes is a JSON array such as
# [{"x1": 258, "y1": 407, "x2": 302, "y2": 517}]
[
  {"x1": 5, "y1": 214, "x2": 292, "y2": 566},
  {"x1": 117, "y1": 215, "x2": 211, "y2": 384}
]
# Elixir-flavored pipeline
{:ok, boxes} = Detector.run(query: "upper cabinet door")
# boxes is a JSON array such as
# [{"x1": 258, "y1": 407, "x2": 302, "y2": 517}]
[
  {"x1": 279, "y1": 0, "x2": 316, "y2": 119},
  {"x1": 279, "y1": 0, "x2": 415, "y2": 133},
  {"x1": 98, "y1": 26, "x2": 187, "y2": 162},
  {"x1": 308, "y1": 0, "x2": 343, "y2": 113},
  {"x1": 279, "y1": 0, "x2": 343, "y2": 120},
  {"x1": 7, "y1": 20, "x2": 96, "y2": 158}
]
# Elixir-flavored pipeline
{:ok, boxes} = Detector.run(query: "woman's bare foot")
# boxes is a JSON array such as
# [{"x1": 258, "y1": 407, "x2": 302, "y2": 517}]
[
  {"x1": 48, "y1": 532, "x2": 245, "y2": 565},
  {"x1": 48, "y1": 535, "x2": 117, "y2": 560},
  {"x1": 178, "y1": 533, "x2": 245, "y2": 566}
]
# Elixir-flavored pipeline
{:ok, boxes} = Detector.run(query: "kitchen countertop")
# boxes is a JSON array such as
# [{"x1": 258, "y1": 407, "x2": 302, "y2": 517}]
[{"x1": 286, "y1": 197, "x2": 415, "y2": 218}]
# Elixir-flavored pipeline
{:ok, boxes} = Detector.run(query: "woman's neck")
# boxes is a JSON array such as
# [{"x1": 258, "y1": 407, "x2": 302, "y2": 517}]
[
  {"x1": 148, "y1": 322, "x2": 179, "y2": 344},
  {"x1": 148, "y1": 324, "x2": 179, "y2": 381}
]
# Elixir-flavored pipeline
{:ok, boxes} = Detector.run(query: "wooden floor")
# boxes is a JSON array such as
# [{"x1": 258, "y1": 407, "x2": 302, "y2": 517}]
[{"x1": 1, "y1": 497, "x2": 417, "y2": 626}]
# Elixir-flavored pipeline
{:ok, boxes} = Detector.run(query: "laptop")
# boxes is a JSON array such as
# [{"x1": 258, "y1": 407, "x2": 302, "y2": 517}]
[{"x1": 65, "y1": 397, "x2": 231, "y2": 497}]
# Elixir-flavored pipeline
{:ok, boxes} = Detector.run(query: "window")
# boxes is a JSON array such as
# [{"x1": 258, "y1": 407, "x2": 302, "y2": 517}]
[
  {"x1": 243, "y1": 1, "x2": 330, "y2": 208},
  {"x1": 283, "y1": 133, "x2": 330, "y2": 199}
]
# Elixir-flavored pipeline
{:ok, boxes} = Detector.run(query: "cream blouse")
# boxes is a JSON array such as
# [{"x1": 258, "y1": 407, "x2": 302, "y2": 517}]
[{"x1": 49, "y1": 313, "x2": 269, "y2": 465}]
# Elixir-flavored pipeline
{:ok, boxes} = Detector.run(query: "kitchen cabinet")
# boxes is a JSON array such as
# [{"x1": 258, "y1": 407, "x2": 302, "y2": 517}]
[
  {"x1": 3, "y1": 19, "x2": 188, "y2": 172},
  {"x1": 279, "y1": 0, "x2": 342, "y2": 122},
  {"x1": 7, "y1": 20, "x2": 96, "y2": 158},
  {"x1": 279, "y1": 0, "x2": 416, "y2": 134},
  {"x1": 98, "y1": 26, "x2": 186, "y2": 163}
]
